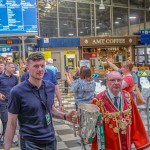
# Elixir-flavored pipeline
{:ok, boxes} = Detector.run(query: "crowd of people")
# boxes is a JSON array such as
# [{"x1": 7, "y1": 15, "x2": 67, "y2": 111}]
[
  {"x1": 0, "y1": 53, "x2": 149, "y2": 150},
  {"x1": 0, "y1": 53, "x2": 68, "y2": 149}
]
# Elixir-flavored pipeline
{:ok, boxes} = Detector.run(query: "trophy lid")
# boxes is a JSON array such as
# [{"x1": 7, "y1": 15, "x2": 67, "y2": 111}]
[{"x1": 78, "y1": 104, "x2": 99, "y2": 112}]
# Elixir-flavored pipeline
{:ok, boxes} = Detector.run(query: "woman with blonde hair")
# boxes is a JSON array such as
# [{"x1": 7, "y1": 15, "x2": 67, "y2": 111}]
[{"x1": 121, "y1": 61, "x2": 134, "y2": 94}]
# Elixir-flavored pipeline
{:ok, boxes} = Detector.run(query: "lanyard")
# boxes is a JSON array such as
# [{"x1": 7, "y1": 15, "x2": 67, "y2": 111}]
[
  {"x1": 32, "y1": 82, "x2": 49, "y2": 112},
  {"x1": 106, "y1": 90, "x2": 122, "y2": 111}
]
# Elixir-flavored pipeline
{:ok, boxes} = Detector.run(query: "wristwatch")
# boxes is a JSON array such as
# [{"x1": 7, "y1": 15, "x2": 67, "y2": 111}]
[{"x1": 64, "y1": 113, "x2": 66, "y2": 120}]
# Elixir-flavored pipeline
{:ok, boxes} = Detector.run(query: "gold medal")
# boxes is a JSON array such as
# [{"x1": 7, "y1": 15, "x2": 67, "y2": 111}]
[
  {"x1": 112, "y1": 118, "x2": 116, "y2": 121},
  {"x1": 120, "y1": 123, "x2": 126, "y2": 130},
  {"x1": 128, "y1": 119, "x2": 132, "y2": 125},
  {"x1": 96, "y1": 101, "x2": 101, "y2": 106},
  {"x1": 109, "y1": 115, "x2": 112, "y2": 118},
  {"x1": 120, "y1": 120, "x2": 127, "y2": 130},
  {"x1": 113, "y1": 127, "x2": 119, "y2": 133}
]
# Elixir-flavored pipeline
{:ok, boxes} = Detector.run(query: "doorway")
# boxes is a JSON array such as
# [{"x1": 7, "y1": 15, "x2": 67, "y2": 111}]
[{"x1": 51, "y1": 52, "x2": 61, "y2": 72}]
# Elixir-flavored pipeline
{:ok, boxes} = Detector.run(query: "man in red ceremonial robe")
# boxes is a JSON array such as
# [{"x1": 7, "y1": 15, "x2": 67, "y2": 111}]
[{"x1": 91, "y1": 71, "x2": 150, "y2": 150}]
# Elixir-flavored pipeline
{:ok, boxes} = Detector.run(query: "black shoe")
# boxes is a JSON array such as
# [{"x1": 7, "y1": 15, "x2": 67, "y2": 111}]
[{"x1": 11, "y1": 141, "x2": 18, "y2": 147}]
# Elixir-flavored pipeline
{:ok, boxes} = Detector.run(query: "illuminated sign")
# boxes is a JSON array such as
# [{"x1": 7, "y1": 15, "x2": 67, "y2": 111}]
[
  {"x1": 0, "y1": 46, "x2": 11, "y2": 53},
  {"x1": 80, "y1": 36, "x2": 138, "y2": 46},
  {"x1": 6, "y1": 40, "x2": 13, "y2": 44},
  {"x1": 0, "y1": 0, "x2": 38, "y2": 35}
]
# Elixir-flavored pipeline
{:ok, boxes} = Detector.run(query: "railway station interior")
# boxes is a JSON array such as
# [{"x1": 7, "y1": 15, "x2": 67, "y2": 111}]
[{"x1": 0, "y1": 0, "x2": 150, "y2": 150}]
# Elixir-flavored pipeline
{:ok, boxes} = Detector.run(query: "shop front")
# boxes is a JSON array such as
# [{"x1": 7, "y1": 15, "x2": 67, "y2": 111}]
[{"x1": 80, "y1": 36, "x2": 139, "y2": 74}]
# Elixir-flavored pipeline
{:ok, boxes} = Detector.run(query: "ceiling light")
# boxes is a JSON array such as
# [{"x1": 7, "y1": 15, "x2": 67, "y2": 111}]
[
  {"x1": 80, "y1": 31, "x2": 83, "y2": 33},
  {"x1": 99, "y1": 0, "x2": 105, "y2": 9},
  {"x1": 85, "y1": 27, "x2": 88, "y2": 28},
  {"x1": 63, "y1": 24, "x2": 67, "y2": 25},
  {"x1": 117, "y1": 18, "x2": 121, "y2": 20},
  {"x1": 99, "y1": 4, "x2": 105, "y2": 9},
  {"x1": 45, "y1": 3, "x2": 51, "y2": 9},
  {"x1": 115, "y1": 21, "x2": 119, "y2": 24},
  {"x1": 129, "y1": 16, "x2": 136, "y2": 19},
  {"x1": 96, "y1": 26, "x2": 100, "y2": 28},
  {"x1": 68, "y1": 33, "x2": 74, "y2": 36}
]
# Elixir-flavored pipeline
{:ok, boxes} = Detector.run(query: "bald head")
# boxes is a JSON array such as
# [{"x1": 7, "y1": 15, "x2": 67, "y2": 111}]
[{"x1": 107, "y1": 71, "x2": 122, "y2": 80}]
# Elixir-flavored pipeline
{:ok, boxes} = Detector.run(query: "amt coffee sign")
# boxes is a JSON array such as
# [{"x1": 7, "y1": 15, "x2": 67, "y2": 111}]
[{"x1": 80, "y1": 36, "x2": 138, "y2": 46}]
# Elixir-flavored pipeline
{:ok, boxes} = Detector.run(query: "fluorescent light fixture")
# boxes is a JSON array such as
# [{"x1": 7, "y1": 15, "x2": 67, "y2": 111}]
[
  {"x1": 45, "y1": 3, "x2": 51, "y2": 9},
  {"x1": 68, "y1": 33, "x2": 74, "y2": 36},
  {"x1": 99, "y1": 4, "x2": 105, "y2": 9},
  {"x1": 129, "y1": 16, "x2": 136, "y2": 19},
  {"x1": 99, "y1": 0, "x2": 105, "y2": 9},
  {"x1": 80, "y1": 31, "x2": 83, "y2": 33},
  {"x1": 115, "y1": 21, "x2": 119, "y2": 24},
  {"x1": 63, "y1": 24, "x2": 67, "y2": 25},
  {"x1": 76, "y1": 18, "x2": 81, "y2": 20},
  {"x1": 85, "y1": 27, "x2": 88, "y2": 28},
  {"x1": 117, "y1": 18, "x2": 121, "y2": 20},
  {"x1": 96, "y1": 26, "x2": 100, "y2": 28}
]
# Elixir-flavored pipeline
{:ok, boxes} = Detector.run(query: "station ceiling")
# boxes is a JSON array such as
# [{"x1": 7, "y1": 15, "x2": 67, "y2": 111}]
[
  {"x1": 37, "y1": 0, "x2": 149, "y2": 36},
  {"x1": 38, "y1": 0, "x2": 148, "y2": 21}
]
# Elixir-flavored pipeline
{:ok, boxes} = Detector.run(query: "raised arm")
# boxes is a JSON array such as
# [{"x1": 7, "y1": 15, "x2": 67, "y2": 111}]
[
  {"x1": 65, "y1": 72, "x2": 74, "y2": 86},
  {"x1": 106, "y1": 59, "x2": 119, "y2": 71}
]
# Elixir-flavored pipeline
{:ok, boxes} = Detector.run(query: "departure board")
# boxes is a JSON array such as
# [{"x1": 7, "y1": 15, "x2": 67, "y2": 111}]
[{"x1": 0, "y1": 0, "x2": 38, "y2": 35}]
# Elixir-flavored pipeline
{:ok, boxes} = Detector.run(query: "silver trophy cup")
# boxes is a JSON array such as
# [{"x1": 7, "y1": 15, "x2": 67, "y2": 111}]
[{"x1": 75, "y1": 104, "x2": 100, "y2": 143}]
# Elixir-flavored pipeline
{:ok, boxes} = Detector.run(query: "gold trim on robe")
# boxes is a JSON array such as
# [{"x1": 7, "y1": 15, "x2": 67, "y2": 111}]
[{"x1": 91, "y1": 90, "x2": 150, "y2": 150}]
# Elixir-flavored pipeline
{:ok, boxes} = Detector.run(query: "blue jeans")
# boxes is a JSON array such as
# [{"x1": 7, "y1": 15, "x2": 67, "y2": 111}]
[
  {"x1": 0, "y1": 104, "x2": 8, "y2": 136},
  {"x1": 20, "y1": 137, "x2": 57, "y2": 150}
]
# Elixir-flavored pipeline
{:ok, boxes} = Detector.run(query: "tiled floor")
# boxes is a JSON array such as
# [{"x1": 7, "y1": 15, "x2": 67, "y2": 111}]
[{"x1": 0, "y1": 80, "x2": 149, "y2": 150}]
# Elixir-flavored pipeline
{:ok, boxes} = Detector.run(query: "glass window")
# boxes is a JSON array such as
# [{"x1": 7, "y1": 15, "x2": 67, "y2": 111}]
[
  {"x1": 130, "y1": 0, "x2": 145, "y2": 8},
  {"x1": 77, "y1": 0, "x2": 94, "y2": 2},
  {"x1": 59, "y1": 1, "x2": 76, "y2": 37},
  {"x1": 96, "y1": 5, "x2": 111, "y2": 36},
  {"x1": 113, "y1": 0, "x2": 128, "y2": 6},
  {"x1": 113, "y1": 7, "x2": 128, "y2": 36},
  {"x1": 146, "y1": 10, "x2": 150, "y2": 29},
  {"x1": 39, "y1": 3, "x2": 58, "y2": 37},
  {"x1": 146, "y1": 0, "x2": 150, "y2": 9},
  {"x1": 130, "y1": 9, "x2": 145, "y2": 34},
  {"x1": 78, "y1": 3, "x2": 94, "y2": 36}
]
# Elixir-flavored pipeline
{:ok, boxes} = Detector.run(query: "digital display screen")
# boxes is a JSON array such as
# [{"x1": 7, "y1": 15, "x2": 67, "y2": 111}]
[
  {"x1": 0, "y1": 0, "x2": 38, "y2": 35},
  {"x1": 0, "y1": 46, "x2": 11, "y2": 52}
]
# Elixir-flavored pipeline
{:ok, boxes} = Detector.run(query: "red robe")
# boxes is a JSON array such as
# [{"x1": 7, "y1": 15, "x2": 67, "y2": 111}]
[{"x1": 91, "y1": 90, "x2": 150, "y2": 150}]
